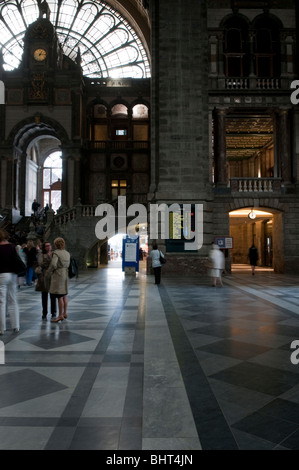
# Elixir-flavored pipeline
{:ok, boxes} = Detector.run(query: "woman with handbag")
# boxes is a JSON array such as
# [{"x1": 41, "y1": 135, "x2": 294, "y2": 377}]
[
  {"x1": 0, "y1": 229, "x2": 23, "y2": 335},
  {"x1": 46, "y1": 238, "x2": 70, "y2": 323},
  {"x1": 149, "y1": 243, "x2": 165, "y2": 285},
  {"x1": 35, "y1": 242, "x2": 57, "y2": 320}
]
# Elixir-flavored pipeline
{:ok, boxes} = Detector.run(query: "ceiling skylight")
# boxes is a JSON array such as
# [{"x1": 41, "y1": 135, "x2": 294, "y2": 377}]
[{"x1": 0, "y1": 0, "x2": 151, "y2": 78}]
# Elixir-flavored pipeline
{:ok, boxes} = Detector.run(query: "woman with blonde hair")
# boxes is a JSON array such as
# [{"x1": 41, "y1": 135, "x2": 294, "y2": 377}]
[{"x1": 46, "y1": 237, "x2": 70, "y2": 323}]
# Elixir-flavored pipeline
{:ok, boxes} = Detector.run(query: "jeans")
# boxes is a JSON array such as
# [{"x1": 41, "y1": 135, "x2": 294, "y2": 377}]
[
  {"x1": 0, "y1": 273, "x2": 20, "y2": 332},
  {"x1": 25, "y1": 267, "x2": 34, "y2": 286}
]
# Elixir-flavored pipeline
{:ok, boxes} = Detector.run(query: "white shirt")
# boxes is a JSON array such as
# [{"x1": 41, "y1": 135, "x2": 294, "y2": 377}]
[{"x1": 150, "y1": 249, "x2": 164, "y2": 268}]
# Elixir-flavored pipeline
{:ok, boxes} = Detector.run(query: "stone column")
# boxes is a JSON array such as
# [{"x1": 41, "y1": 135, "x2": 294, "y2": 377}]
[
  {"x1": 149, "y1": 0, "x2": 210, "y2": 200},
  {"x1": 5, "y1": 155, "x2": 14, "y2": 215},
  {"x1": 67, "y1": 157, "x2": 74, "y2": 208},
  {"x1": 249, "y1": 31, "x2": 255, "y2": 77},
  {"x1": 19, "y1": 152, "x2": 27, "y2": 216},
  {"x1": 73, "y1": 152, "x2": 82, "y2": 204},
  {"x1": 217, "y1": 33, "x2": 224, "y2": 76},
  {"x1": 0, "y1": 157, "x2": 7, "y2": 208},
  {"x1": 60, "y1": 149, "x2": 82, "y2": 209},
  {"x1": 61, "y1": 152, "x2": 68, "y2": 208},
  {"x1": 214, "y1": 108, "x2": 227, "y2": 186},
  {"x1": 279, "y1": 109, "x2": 292, "y2": 184}
]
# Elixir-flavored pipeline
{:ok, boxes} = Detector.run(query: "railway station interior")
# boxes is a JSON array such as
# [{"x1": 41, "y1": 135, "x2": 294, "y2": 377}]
[{"x1": 1, "y1": 0, "x2": 299, "y2": 451}]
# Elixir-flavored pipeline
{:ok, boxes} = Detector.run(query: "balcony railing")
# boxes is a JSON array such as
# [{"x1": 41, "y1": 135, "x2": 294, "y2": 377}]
[
  {"x1": 230, "y1": 177, "x2": 281, "y2": 193},
  {"x1": 209, "y1": 76, "x2": 292, "y2": 91},
  {"x1": 225, "y1": 77, "x2": 281, "y2": 90},
  {"x1": 87, "y1": 140, "x2": 149, "y2": 151}
]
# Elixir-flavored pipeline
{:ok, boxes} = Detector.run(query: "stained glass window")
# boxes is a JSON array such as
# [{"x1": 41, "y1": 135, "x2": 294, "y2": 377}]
[{"x1": 0, "y1": 0, "x2": 150, "y2": 78}]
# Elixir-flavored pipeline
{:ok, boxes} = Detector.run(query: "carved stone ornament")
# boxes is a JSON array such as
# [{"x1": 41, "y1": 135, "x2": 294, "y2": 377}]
[
  {"x1": 29, "y1": 23, "x2": 50, "y2": 40},
  {"x1": 29, "y1": 73, "x2": 47, "y2": 100}
]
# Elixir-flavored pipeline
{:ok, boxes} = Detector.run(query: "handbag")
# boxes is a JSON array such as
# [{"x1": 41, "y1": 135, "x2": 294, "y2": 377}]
[
  {"x1": 68, "y1": 257, "x2": 78, "y2": 279},
  {"x1": 12, "y1": 250, "x2": 26, "y2": 277},
  {"x1": 159, "y1": 251, "x2": 166, "y2": 264}
]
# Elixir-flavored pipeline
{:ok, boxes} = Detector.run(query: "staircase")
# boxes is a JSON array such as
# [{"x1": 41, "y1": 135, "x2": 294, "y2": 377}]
[{"x1": 43, "y1": 200, "x2": 100, "y2": 269}]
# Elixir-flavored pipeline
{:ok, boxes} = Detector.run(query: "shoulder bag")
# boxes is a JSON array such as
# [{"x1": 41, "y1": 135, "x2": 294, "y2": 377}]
[
  {"x1": 13, "y1": 250, "x2": 26, "y2": 277},
  {"x1": 159, "y1": 251, "x2": 166, "y2": 264}
]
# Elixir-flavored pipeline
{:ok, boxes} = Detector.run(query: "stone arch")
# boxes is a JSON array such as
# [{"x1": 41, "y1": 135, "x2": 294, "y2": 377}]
[
  {"x1": 8, "y1": 115, "x2": 69, "y2": 148},
  {"x1": 251, "y1": 12, "x2": 283, "y2": 30},
  {"x1": 219, "y1": 12, "x2": 250, "y2": 29},
  {"x1": 8, "y1": 116, "x2": 70, "y2": 216}
]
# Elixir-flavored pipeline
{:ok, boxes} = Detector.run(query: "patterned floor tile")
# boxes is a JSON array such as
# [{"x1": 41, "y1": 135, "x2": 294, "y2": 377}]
[{"x1": 1, "y1": 264, "x2": 299, "y2": 450}]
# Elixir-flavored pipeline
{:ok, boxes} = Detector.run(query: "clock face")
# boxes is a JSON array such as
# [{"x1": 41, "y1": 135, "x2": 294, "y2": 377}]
[{"x1": 33, "y1": 48, "x2": 47, "y2": 62}]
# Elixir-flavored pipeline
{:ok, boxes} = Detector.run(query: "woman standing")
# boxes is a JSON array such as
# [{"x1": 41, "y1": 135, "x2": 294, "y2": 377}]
[
  {"x1": 0, "y1": 229, "x2": 21, "y2": 334},
  {"x1": 35, "y1": 242, "x2": 57, "y2": 320},
  {"x1": 46, "y1": 238, "x2": 70, "y2": 323},
  {"x1": 150, "y1": 243, "x2": 165, "y2": 285}
]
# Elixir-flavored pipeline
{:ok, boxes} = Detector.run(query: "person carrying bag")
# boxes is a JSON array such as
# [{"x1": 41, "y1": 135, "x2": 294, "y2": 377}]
[{"x1": 150, "y1": 243, "x2": 165, "y2": 285}]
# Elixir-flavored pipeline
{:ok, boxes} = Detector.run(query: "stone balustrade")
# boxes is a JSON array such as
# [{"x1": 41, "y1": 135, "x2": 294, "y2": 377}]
[
  {"x1": 54, "y1": 204, "x2": 96, "y2": 226},
  {"x1": 224, "y1": 77, "x2": 281, "y2": 90},
  {"x1": 87, "y1": 141, "x2": 149, "y2": 150},
  {"x1": 230, "y1": 177, "x2": 281, "y2": 193},
  {"x1": 210, "y1": 76, "x2": 288, "y2": 90}
]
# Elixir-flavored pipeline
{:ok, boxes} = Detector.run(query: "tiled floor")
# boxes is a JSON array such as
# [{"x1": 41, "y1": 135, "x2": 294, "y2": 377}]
[{"x1": 1, "y1": 262, "x2": 299, "y2": 450}]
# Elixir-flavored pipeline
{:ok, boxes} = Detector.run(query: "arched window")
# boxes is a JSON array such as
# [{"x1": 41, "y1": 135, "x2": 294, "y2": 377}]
[
  {"x1": 91, "y1": 104, "x2": 108, "y2": 141},
  {"x1": 223, "y1": 16, "x2": 250, "y2": 77},
  {"x1": 42, "y1": 151, "x2": 62, "y2": 212},
  {"x1": 88, "y1": 101, "x2": 149, "y2": 149},
  {"x1": 132, "y1": 104, "x2": 149, "y2": 142},
  {"x1": 111, "y1": 104, "x2": 129, "y2": 140},
  {"x1": 132, "y1": 104, "x2": 148, "y2": 119},
  {"x1": 254, "y1": 16, "x2": 281, "y2": 77}
]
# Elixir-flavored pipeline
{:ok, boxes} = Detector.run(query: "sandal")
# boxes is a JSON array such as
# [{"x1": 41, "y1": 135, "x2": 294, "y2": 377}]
[{"x1": 51, "y1": 316, "x2": 64, "y2": 323}]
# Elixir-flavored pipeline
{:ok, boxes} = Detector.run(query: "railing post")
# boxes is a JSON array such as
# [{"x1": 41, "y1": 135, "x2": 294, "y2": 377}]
[{"x1": 230, "y1": 177, "x2": 281, "y2": 193}]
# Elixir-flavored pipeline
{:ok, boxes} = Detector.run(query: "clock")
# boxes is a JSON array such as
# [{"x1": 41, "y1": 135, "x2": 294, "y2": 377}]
[
  {"x1": 33, "y1": 48, "x2": 47, "y2": 62},
  {"x1": 248, "y1": 210, "x2": 256, "y2": 220}
]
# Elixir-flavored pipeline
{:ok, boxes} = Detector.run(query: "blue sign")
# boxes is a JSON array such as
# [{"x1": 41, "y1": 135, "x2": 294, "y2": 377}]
[
  {"x1": 122, "y1": 235, "x2": 139, "y2": 272},
  {"x1": 215, "y1": 237, "x2": 233, "y2": 249}
]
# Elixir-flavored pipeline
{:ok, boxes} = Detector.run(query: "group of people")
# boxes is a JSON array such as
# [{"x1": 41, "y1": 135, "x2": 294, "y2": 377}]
[
  {"x1": 1, "y1": 227, "x2": 259, "y2": 333},
  {"x1": 0, "y1": 229, "x2": 70, "y2": 335},
  {"x1": 32, "y1": 199, "x2": 51, "y2": 223}
]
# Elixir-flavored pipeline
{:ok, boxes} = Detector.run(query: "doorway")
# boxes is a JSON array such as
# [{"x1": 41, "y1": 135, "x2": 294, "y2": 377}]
[{"x1": 229, "y1": 207, "x2": 284, "y2": 273}]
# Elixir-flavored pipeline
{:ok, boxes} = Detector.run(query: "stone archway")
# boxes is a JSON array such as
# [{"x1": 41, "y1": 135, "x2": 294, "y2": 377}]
[{"x1": 8, "y1": 117, "x2": 69, "y2": 218}]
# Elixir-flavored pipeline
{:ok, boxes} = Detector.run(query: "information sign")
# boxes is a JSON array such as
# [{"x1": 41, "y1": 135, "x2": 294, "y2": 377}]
[
  {"x1": 122, "y1": 235, "x2": 139, "y2": 272},
  {"x1": 215, "y1": 236, "x2": 233, "y2": 249}
]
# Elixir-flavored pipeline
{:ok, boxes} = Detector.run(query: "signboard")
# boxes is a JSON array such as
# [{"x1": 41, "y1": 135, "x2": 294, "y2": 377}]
[
  {"x1": 122, "y1": 235, "x2": 139, "y2": 272},
  {"x1": 215, "y1": 236, "x2": 233, "y2": 249}
]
